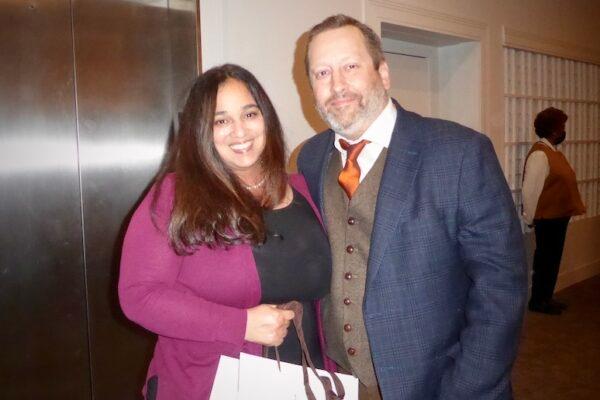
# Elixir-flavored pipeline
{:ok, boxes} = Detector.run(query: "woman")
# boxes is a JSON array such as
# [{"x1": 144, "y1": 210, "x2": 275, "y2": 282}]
[
  {"x1": 522, "y1": 107, "x2": 585, "y2": 315},
  {"x1": 119, "y1": 64, "x2": 332, "y2": 399}
]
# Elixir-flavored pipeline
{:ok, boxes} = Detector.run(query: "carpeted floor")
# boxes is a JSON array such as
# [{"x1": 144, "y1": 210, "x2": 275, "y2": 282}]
[{"x1": 512, "y1": 275, "x2": 600, "y2": 399}]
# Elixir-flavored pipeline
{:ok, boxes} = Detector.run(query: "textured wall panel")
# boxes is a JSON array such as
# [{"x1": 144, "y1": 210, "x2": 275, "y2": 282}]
[{"x1": 504, "y1": 47, "x2": 600, "y2": 222}]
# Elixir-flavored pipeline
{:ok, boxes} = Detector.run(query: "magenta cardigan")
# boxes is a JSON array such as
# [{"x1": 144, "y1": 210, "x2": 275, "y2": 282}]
[{"x1": 119, "y1": 173, "x2": 334, "y2": 400}]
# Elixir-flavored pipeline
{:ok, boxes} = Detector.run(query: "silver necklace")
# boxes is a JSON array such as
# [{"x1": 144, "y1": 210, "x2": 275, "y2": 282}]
[{"x1": 243, "y1": 177, "x2": 266, "y2": 190}]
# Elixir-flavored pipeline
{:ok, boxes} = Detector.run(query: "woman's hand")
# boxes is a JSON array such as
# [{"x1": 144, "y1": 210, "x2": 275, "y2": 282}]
[{"x1": 244, "y1": 304, "x2": 294, "y2": 346}]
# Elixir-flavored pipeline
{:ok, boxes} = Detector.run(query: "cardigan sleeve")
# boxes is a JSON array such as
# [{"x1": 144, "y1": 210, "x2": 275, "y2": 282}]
[{"x1": 118, "y1": 176, "x2": 247, "y2": 348}]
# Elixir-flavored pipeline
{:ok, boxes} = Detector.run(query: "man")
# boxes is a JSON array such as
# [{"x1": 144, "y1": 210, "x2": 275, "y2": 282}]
[
  {"x1": 522, "y1": 107, "x2": 585, "y2": 315},
  {"x1": 297, "y1": 15, "x2": 527, "y2": 399}
]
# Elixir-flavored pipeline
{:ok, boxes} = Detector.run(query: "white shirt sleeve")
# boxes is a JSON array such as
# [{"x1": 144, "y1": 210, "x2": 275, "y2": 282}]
[{"x1": 521, "y1": 150, "x2": 549, "y2": 225}]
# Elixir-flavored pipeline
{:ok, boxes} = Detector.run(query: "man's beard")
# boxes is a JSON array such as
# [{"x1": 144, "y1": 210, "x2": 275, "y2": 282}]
[{"x1": 316, "y1": 82, "x2": 388, "y2": 138}]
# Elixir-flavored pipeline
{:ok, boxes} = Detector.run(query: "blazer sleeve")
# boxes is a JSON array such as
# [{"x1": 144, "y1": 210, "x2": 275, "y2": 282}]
[
  {"x1": 118, "y1": 178, "x2": 247, "y2": 348},
  {"x1": 439, "y1": 135, "x2": 528, "y2": 399}
]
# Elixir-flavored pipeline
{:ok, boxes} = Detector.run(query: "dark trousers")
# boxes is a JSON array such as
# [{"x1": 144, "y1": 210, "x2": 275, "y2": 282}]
[{"x1": 530, "y1": 217, "x2": 570, "y2": 305}]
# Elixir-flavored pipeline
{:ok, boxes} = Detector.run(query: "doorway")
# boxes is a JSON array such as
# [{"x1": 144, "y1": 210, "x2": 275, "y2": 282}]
[{"x1": 381, "y1": 23, "x2": 482, "y2": 131}]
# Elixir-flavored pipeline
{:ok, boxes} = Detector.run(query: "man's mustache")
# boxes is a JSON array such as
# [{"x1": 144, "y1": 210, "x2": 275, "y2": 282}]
[{"x1": 326, "y1": 92, "x2": 361, "y2": 108}]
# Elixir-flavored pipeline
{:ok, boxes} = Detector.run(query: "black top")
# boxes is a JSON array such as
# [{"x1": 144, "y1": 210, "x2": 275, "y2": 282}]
[{"x1": 252, "y1": 188, "x2": 331, "y2": 368}]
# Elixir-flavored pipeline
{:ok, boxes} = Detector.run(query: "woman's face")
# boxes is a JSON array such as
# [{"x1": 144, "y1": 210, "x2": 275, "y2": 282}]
[
  {"x1": 212, "y1": 79, "x2": 266, "y2": 182},
  {"x1": 550, "y1": 121, "x2": 567, "y2": 145}
]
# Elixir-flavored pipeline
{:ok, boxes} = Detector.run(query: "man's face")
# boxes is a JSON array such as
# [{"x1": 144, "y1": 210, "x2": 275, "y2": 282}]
[{"x1": 307, "y1": 26, "x2": 390, "y2": 140}]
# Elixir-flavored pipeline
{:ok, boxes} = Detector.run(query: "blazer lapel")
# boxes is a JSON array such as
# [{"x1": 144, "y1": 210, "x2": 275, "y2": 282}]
[
  {"x1": 366, "y1": 105, "x2": 425, "y2": 288},
  {"x1": 314, "y1": 132, "x2": 335, "y2": 222}
]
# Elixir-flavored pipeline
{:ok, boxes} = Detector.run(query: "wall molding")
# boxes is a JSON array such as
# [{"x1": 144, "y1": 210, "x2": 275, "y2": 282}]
[
  {"x1": 368, "y1": 0, "x2": 487, "y2": 40},
  {"x1": 503, "y1": 27, "x2": 600, "y2": 65},
  {"x1": 556, "y1": 258, "x2": 600, "y2": 292}
]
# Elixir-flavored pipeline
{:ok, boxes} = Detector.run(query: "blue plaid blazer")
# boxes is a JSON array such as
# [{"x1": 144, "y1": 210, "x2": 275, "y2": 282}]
[{"x1": 298, "y1": 102, "x2": 527, "y2": 399}]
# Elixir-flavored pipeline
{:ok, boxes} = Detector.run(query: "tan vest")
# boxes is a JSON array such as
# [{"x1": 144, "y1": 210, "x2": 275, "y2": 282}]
[
  {"x1": 524, "y1": 142, "x2": 586, "y2": 219},
  {"x1": 322, "y1": 149, "x2": 387, "y2": 388}
]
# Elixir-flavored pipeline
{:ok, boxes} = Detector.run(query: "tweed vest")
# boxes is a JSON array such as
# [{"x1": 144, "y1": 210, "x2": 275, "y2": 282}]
[
  {"x1": 322, "y1": 148, "x2": 387, "y2": 388},
  {"x1": 524, "y1": 142, "x2": 585, "y2": 219}
]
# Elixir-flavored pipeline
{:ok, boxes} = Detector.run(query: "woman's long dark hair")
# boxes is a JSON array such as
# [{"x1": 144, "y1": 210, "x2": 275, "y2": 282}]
[{"x1": 154, "y1": 64, "x2": 287, "y2": 254}]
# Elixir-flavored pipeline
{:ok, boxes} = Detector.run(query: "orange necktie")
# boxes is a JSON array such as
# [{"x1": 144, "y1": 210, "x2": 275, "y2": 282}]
[{"x1": 338, "y1": 139, "x2": 370, "y2": 199}]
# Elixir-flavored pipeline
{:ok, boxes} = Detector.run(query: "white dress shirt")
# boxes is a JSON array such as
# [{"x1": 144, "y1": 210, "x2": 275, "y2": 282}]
[
  {"x1": 333, "y1": 99, "x2": 397, "y2": 182},
  {"x1": 521, "y1": 138, "x2": 555, "y2": 225}
]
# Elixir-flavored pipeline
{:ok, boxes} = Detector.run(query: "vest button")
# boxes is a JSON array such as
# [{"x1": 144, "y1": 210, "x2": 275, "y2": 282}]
[
  {"x1": 343, "y1": 298, "x2": 351, "y2": 305},
  {"x1": 344, "y1": 272, "x2": 353, "y2": 280},
  {"x1": 344, "y1": 323, "x2": 352, "y2": 332},
  {"x1": 346, "y1": 245, "x2": 354, "y2": 254},
  {"x1": 347, "y1": 347, "x2": 356, "y2": 356},
  {"x1": 347, "y1": 217, "x2": 356, "y2": 225}
]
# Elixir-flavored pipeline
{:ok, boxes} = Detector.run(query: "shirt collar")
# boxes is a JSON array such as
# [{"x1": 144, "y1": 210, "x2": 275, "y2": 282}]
[
  {"x1": 334, "y1": 99, "x2": 396, "y2": 151},
  {"x1": 540, "y1": 137, "x2": 556, "y2": 151}
]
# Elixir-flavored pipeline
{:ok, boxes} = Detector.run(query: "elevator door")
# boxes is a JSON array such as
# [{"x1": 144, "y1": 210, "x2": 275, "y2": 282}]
[{"x1": 0, "y1": 1, "x2": 198, "y2": 398}]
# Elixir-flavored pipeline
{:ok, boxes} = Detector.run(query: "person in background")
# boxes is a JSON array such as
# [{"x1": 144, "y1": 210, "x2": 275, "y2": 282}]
[
  {"x1": 119, "y1": 64, "x2": 332, "y2": 400},
  {"x1": 298, "y1": 14, "x2": 527, "y2": 399},
  {"x1": 522, "y1": 107, "x2": 586, "y2": 315}
]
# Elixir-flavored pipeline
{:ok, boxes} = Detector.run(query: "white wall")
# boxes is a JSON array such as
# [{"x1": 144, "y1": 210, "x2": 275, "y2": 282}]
[
  {"x1": 436, "y1": 42, "x2": 481, "y2": 130},
  {"x1": 381, "y1": 37, "x2": 481, "y2": 131},
  {"x1": 382, "y1": 38, "x2": 436, "y2": 117}
]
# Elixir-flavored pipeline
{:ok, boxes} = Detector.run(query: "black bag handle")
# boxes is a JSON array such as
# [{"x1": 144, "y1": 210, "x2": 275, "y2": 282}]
[{"x1": 263, "y1": 301, "x2": 345, "y2": 400}]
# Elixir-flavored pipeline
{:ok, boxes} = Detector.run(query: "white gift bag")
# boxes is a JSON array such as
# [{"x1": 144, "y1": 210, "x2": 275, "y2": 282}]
[
  {"x1": 209, "y1": 353, "x2": 359, "y2": 400},
  {"x1": 209, "y1": 301, "x2": 358, "y2": 400},
  {"x1": 209, "y1": 355, "x2": 239, "y2": 400}
]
